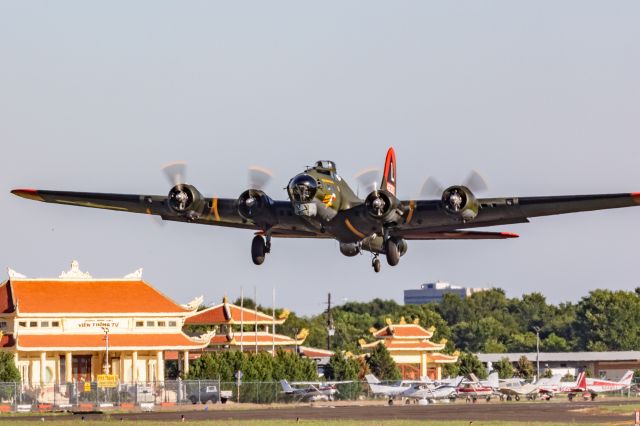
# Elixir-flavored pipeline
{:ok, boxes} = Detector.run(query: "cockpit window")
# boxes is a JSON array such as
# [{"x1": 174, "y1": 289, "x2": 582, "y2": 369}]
[{"x1": 314, "y1": 160, "x2": 336, "y2": 171}]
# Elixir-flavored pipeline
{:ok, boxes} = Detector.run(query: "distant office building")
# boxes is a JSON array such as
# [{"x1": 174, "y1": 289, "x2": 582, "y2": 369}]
[{"x1": 404, "y1": 281, "x2": 489, "y2": 304}]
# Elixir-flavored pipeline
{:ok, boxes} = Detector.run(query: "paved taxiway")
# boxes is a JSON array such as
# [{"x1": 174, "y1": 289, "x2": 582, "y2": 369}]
[{"x1": 4, "y1": 400, "x2": 638, "y2": 423}]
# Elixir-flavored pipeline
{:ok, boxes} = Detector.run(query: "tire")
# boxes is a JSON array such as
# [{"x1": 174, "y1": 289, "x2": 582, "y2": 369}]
[
  {"x1": 385, "y1": 239, "x2": 400, "y2": 266},
  {"x1": 388, "y1": 399, "x2": 394, "y2": 406},
  {"x1": 251, "y1": 235, "x2": 266, "y2": 265},
  {"x1": 189, "y1": 396, "x2": 197, "y2": 404},
  {"x1": 221, "y1": 397, "x2": 227, "y2": 404},
  {"x1": 373, "y1": 258, "x2": 381, "y2": 273},
  {"x1": 514, "y1": 395, "x2": 520, "y2": 401}
]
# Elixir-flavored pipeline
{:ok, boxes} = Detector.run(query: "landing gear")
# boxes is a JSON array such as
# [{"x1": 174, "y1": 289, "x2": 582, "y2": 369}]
[
  {"x1": 372, "y1": 256, "x2": 381, "y2": 273},
  {"x1": 251, "y1": 235, "x2": 272, "y2": 265},
  {"x1": 385, "y1": 239, "x2": 400, "y2": 266}
]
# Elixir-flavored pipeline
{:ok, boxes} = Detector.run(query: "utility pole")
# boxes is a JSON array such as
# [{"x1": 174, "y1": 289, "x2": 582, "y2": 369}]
[
  {"x1": 326, "y1": 293, "x2": 335, "y2": 351},
  {"x1": 533, "y1": 326, "x2": 540, "y2": 381}
]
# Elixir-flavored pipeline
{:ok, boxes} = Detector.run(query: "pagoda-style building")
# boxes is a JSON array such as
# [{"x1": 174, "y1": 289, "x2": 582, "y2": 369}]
[
  {"x1": 360, "y1": 317, "x2": 458, "y2": 380},
  {"x1": 184, "y1": 297, "x2": 308, "y2": 353}
]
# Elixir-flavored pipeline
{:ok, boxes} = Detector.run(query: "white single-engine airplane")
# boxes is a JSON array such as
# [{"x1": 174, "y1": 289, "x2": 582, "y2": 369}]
[{"x1": 279, "y1": 379, "x2": 351, "y2": 401}]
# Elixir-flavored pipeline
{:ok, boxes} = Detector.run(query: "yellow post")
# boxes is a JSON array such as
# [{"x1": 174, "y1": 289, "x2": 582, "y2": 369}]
[{"x1": 156, "y1": 351, "x2": 164, "y2": 383}]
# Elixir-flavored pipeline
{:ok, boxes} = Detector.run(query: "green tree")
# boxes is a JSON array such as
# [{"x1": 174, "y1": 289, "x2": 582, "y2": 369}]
[
  {"x1": 515, "y1": 356, "x2": 534, "y2": 379},
  {"x1": 492, "y1": 357, "x2": 514, "y2": 379},
  {"x1": 457, "y1": 352, "x2": 487, "y2": 379},
  {"x1": 542, "y1": 333, "x2": 570, "y2": 352},
  {"x1": 366, "y1": 344, "x2": 401, "y2": 381},
  {"x1": 573, "y1": 290, "x2": 640, "y2": 351},
  {"x1": 0, "y1": 352, "x2": 20, "y2": 382}
]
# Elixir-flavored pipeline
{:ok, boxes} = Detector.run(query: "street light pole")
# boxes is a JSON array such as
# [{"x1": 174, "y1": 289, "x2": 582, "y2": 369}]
[
  {"x1": 533, "y1": 326, "x2": 540, "y2": 381},
  {"x1": 102, "y1": 326, "x2": 110, "y2": 374}
]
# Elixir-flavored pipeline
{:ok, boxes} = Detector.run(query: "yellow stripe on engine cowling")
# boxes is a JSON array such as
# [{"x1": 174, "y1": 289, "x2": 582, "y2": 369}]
[
  {"x1": 211, "y1": 198, "x2": 220, "y2": 221},
  {"x1": 344, "y1": 219, "x2": 366, "y2": 239},
  {"x1": 406, "y1": 200, "x2": 415, "y2": 224}
]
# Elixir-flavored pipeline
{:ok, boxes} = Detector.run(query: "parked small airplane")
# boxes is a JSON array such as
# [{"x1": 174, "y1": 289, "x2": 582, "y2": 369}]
[
  {"x1": 568, "y1": 370, "x2": 634, "y2": 401},
  {"x1": 402, "y1": 377, "x2": 464, "y2": 405},
  {"x1": 364, "y1": 374, "x2": 413, "y2": 405},
  {"x1": 13, "y1": 147, "x2": 640, "y2": 272},
  {"x1": 457, "y1": 373, "x2": 499, "y2": 402},
  {"x1": 279, "y1": 379, "x2": 350, "y2": 401}
]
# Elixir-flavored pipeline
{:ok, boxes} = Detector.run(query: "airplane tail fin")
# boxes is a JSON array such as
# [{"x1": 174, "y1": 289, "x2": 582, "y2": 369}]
[
  {"x1": 365, "y1": 374, "x2": 380, "y2": 385},
  {"x1": 280, "y1": 379, "x2": 294, "y2": 393},
  {"x1": 549, "y1": 374, "x2": 562, "y2": 386},
  {"x1": 576, "y1": 371, "x2": 587, "y2": 390},
  {"x1": 619, "y1": 370, "x2": 634, "y2": 386},
  {"x1": 380, "y1": 147, "x2": 397, "y2": 196},
  {"x1": 487, "y1": 372, "x2": 499, "y2": 389}
]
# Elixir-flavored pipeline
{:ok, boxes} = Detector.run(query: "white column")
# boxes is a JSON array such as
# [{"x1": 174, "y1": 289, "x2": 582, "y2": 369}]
[
  {"x1": 65, "y1": 352, "x2": 72, "y2": 383},
  {"x1": 40, "y1": 352, "x2": 47, "y2": 385},
  {"x1": 183, "y1": 350, "x2": 189, "y2": 376},
  {"x1": 132, "y1": 351, "x2": 138, "y2": 383},
  {"x1": 156, "y1": 351, "x2": 164, "y2": 382}
]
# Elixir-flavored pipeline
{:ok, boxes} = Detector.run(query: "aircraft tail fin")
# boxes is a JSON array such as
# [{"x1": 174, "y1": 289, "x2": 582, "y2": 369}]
[
  {"x1": 549, "y1": 374, "x2": 562, "y2": 386},
  {"x1": 487, "y1": 372, "x2": 499, "y2": 389},
  {"x1": 380, "y1": 147, "x2": 397, "y2": 196},
  {"x1": 619, "y1": 370, "x2": 634, "y2": 385},
  {"x1": 576, "y1": 371, "x2": 587, "y2": 390},
  {"x1": 365, "y1": 374, "x2": 380, "y2": 385},
  {"x1": 280, "y1": 379, "x2": 295, "y2": 393}
]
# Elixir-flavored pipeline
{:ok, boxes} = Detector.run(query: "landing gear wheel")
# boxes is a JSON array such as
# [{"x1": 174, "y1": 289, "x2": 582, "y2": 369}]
[
  {"x1": 372, "y1": 257, "x2": 381, "y2": 273},
  {"x1": 385, "y1": 239, "x2": 400, "y2": 266},
  {"x1": 251, "y1": 235, "x2": 266, "y2": 265}
]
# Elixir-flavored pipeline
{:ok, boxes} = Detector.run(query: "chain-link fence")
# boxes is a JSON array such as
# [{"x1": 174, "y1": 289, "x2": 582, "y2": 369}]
[{"x1": 0, "y1": 379, "x2": 637, "y2": 412}]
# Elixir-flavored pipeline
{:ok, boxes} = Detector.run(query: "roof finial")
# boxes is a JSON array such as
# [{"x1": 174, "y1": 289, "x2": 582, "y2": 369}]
[{"x1": 59, "y1": 260, "x2": 92, "y2": 279}]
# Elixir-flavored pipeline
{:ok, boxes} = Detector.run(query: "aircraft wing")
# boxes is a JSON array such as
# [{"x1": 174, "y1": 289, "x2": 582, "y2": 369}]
[
  {"x1": 394, "y1": 193, "x2": 640, "y2": 237},
  {"x1": 11, "y1": 189, "x2": 310, "y2": 233}
]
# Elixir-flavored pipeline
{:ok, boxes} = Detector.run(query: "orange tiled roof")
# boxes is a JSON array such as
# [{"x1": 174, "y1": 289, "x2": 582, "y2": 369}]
[
  {"x1": 0, "y1": 334, "x2": 15, "y2": 348},
  {"x1": 209, "y1": 332, "x2": 304, "y2": 346},
  {"x1": 8, "y1": 280, "x2": 188, "y2": 314},
  {"x1": 361, "y1": 339, "x2": 445, "y2": 351},
  {"x1": 17, "y1": 333, "x2": 206, "y2": 350},
  {"x1": 298, "y1": 346, "x2": 334, "y2": 358},
  {"x1": 373, "y1": 324, "x2": 434, "y2": 339},
  {"x1": 429, "y1": 352, "x2": 459, "y2": 363},
  {"x1": 185, "y1": 302, "x2": 285, "y2": 325},
  {"x1": 0, "y1": 283, "x2": 14, "y2": 313}
]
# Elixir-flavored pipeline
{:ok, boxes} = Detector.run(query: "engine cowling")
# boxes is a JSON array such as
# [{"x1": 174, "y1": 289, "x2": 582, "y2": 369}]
[
  {"x1": 237, "y1": 189, "x2": 274, "y2": 221},
  {"x1": 364, "y1": 190, "x2": 402, "y2": 223},
  {"x1": 339, "y1": 242, "x2": 360, "y2": 257},
  {"x1": 167, "y1": 184, "x2": 204, "y2": 220},
  {"x1": 441, "y1": 185, "x2": 479, "y2": 221}
]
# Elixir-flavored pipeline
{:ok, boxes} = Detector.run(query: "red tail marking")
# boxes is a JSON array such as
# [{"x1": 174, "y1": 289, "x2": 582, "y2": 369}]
[
  {"x1": 576, "y1": 371, "x2": 587, "y2": 390},
  {"x1": 381, "y1": 147, "x2": 397, "y2": 196}
]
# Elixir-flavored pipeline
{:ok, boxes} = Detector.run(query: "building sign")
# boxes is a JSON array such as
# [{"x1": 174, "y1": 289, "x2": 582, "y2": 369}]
[
  {"x1": 64, "y1": 319, "x2": 129, "y2": 331},
  {"x1": 97, "y1": 374, "x2": 118, "y2": 388}
]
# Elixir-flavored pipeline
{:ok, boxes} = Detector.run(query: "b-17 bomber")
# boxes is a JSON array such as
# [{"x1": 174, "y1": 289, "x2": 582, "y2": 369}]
[{"x1": 11, "y1": 148, "x2": 640, "y2": 272}]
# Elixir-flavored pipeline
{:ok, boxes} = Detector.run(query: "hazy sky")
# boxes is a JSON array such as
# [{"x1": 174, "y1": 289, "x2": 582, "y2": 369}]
[{"x1": 1, "y1": 2, "x2": 639, "y2": 315}]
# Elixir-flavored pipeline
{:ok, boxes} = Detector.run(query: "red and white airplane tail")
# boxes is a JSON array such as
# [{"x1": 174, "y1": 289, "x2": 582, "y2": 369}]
[
  {"x1": 575, "y1": 371, "x2": 587, "y2": 391},
  {"x1": 380, "y1": 147, "x2": 397, "y2": 196}
]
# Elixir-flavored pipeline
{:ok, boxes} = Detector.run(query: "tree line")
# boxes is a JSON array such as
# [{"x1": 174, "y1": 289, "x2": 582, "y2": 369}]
[{"x1": 251, "y1": 288, "x2": 640, "y2": 355}]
